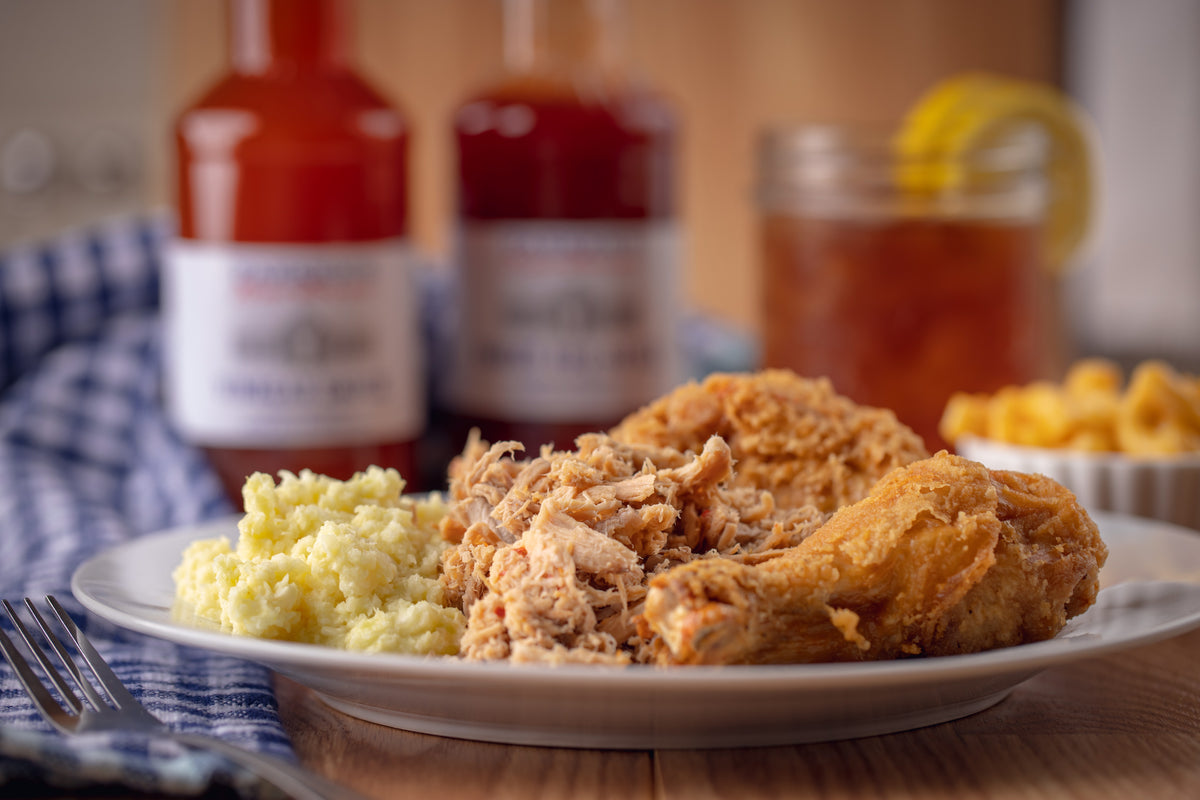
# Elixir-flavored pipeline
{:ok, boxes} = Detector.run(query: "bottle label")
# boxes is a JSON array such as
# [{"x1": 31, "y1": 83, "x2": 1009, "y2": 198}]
[
  {"x1": 447, "y1": 220, "x2": 682, "y2": 423},
  {"x1": 163, "y1": 239, "x2": 424, "y2": 447}
]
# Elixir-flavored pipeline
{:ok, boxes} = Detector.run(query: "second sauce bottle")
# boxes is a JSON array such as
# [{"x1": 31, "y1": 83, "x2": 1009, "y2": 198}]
[{"x1": 445, "y1": 0, "x2": 682, "y2": 454}]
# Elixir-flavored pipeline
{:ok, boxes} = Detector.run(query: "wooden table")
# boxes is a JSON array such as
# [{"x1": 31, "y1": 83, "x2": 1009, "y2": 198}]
[{"x1": 277, "y1": 627, "x2": 1200, "y2": 800}]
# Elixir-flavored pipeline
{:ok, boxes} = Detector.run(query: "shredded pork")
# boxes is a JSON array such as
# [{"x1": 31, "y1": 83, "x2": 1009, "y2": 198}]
[{"x1": 440, "y1": 433, "x2": 741, "y2": 663}]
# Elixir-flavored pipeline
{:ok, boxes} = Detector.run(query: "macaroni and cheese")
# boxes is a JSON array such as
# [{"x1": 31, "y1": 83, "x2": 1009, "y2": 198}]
[{"x1": 941, "y1": 359, "x2": 1200, "y2": 455}]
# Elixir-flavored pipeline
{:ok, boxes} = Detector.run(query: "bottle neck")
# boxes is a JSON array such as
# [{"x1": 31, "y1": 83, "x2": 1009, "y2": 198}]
[
  {"x1": 229, "y1": 0, "x2": 351, "y2": 74},
  {"x1": 502, "y1": 0, "x2": 626, "y2": 77}
]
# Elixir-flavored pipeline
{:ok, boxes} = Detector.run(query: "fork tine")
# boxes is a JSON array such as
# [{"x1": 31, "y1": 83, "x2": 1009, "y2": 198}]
[
  {"x1": 43, "y1": 596, "x2": 147, "y2": 715},
  {"x1": 0, "y1": 602, "x2": 80, "y2": 731},
  {"x1": 3, "y1": 600, "x2": 85, "y2": 713},
  {"x1": 5, "y1": 601, "x2": 84, "y2": 713},
  {"x1": 20, "y1": 598, "x2": 111, "y2": 713}
]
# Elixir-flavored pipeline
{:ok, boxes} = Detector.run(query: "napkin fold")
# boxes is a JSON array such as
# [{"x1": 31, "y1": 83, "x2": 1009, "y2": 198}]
[{"x1": 0, "y1": 215, "x2": 290, "y2": 797}]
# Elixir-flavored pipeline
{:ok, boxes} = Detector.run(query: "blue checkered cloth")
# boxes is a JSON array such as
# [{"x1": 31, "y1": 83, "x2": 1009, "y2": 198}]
[{"x1": 0, "y1": 215, "x2": 293, "y2": 797}]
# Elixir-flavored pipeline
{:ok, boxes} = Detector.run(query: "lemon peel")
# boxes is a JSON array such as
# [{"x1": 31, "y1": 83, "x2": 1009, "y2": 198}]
[{"x1": 895, "y1": 72, "x2": 1097, "y2": 273}]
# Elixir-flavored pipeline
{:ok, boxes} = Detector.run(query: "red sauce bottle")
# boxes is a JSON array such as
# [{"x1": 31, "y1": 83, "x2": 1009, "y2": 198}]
[
  {"x1": 445, "y1": 0, "x2": 681, "y2": 454},
  {"x1": 165, "y1": 0, "x2": 423, "y2": 504}
]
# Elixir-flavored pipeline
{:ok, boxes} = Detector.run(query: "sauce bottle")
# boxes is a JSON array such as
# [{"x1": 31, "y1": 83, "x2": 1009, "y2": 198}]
[
  {"x1": 164, "y1": 0, "x2": 423, "y2": 504},
  {"x1": 446, "y1": 0, "x2": 681, "y2": 453}
]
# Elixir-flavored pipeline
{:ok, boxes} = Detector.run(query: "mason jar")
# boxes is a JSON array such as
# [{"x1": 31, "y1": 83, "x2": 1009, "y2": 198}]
[{"x1": 757, "y1": 124, "x2": 1062, "y2": 451}]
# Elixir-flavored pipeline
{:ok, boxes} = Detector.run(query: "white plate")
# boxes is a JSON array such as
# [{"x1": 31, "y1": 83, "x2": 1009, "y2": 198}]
[{"x1": 72, "y1": 512, "x2": 1200, "y2": 750}]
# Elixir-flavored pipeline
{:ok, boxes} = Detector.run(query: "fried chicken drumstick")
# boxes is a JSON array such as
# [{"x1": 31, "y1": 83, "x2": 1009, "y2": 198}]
[{"x1": 639, "y1": 452, "x2": 1108, "y2": 665}]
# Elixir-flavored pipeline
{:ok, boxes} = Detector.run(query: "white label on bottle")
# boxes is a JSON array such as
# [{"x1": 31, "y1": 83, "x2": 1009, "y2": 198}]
[
  {"x1": 163, "y1": 239, "x2": 424, "y2": 447},
  {"x1": 447, "y1": 220, "x2": 682, "y2": 423}
]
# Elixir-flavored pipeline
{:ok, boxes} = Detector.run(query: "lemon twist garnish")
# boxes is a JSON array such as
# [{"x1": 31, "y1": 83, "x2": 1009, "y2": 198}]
[{"x1": 895, "y1": 72, "x2": 1097, "y2": 273}]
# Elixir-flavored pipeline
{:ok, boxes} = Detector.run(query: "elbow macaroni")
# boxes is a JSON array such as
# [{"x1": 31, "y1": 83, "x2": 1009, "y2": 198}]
[{"x1": 940, "y1": 359, "x2": 1200, "y2": 455}]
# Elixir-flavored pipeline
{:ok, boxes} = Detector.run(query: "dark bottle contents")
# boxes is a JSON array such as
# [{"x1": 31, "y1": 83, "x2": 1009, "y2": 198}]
[
  {"x1": 167, "y1": 0, "x2": 422, "y2": 504},
  {"x1": 447, "y1": 0, "x2": 680, "y2": 455}
]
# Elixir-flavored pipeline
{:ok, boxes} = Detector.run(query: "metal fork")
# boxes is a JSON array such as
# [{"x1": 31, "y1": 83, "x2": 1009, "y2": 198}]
[{"x1": 0, "y1": 596, "x2": 366, "y2": 800}]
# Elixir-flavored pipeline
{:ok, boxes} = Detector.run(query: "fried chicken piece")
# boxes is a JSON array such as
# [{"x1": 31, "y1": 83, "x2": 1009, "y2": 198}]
[
  {"x1": 639, "y1": 452, "x2": 1108, "y2": 665},
  {"x1": 609, "y1": 369, "x2": 930, "y2": 515}
]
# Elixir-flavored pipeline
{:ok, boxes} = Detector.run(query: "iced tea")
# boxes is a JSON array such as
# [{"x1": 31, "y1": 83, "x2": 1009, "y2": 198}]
[
  {"x1": 758, "y1": 125, "x2": 1059, "y2": 451},
  {"x1": 762, "y1": 213, "x2": 1057, "y2": 450}
]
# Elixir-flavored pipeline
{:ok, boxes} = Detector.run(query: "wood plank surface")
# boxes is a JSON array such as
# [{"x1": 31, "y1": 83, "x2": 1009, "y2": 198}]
[{"x1": 276, "y1": 627, "x2": 1200, "y2": 800}]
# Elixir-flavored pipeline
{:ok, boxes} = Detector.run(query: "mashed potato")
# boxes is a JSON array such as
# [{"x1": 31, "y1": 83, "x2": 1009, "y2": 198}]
[{"x1": 173, "y1": 466, "x2": 465, "y2": 655}]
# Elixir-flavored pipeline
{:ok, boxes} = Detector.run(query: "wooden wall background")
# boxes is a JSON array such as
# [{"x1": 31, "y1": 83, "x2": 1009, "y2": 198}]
[{"x1": 161, "y1": 0, "x2": 1063, "y2": 333}]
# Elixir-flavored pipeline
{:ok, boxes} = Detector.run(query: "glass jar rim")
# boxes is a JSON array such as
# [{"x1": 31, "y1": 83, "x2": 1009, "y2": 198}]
[
  {"x1": 757, "y1": 122, "x2": 1048, "y2": 175},
  {"x1": 755, "y1": 122, "x2": 1048, "y2": 220}
]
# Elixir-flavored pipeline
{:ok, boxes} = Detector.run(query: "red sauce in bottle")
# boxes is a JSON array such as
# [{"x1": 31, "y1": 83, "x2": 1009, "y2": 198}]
[
  {"x1": 447, "y1": 0, "x2": 679, "y2": 454},
  {"x1": 167, "y1": 0, "x2": 422, "y2": 504}
]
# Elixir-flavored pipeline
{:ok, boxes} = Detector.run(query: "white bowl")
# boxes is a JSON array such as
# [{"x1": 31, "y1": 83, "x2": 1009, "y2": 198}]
[{"x1": 956, "y1": 436, "x2": 1200, "y2": 533}]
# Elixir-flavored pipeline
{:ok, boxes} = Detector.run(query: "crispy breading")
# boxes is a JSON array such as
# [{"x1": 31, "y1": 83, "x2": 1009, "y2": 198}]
[
  {"x1": 609, "y1": 369, "x2": 931, "y2": 514},
  {"x1": 638, "y1": 452, "x2": 1108, "y2": 665}
]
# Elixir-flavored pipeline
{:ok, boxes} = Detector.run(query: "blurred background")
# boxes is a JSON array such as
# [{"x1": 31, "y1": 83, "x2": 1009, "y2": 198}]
[{"x1": 0, "y1": 0, "x2": 1197, "y2": 370}]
